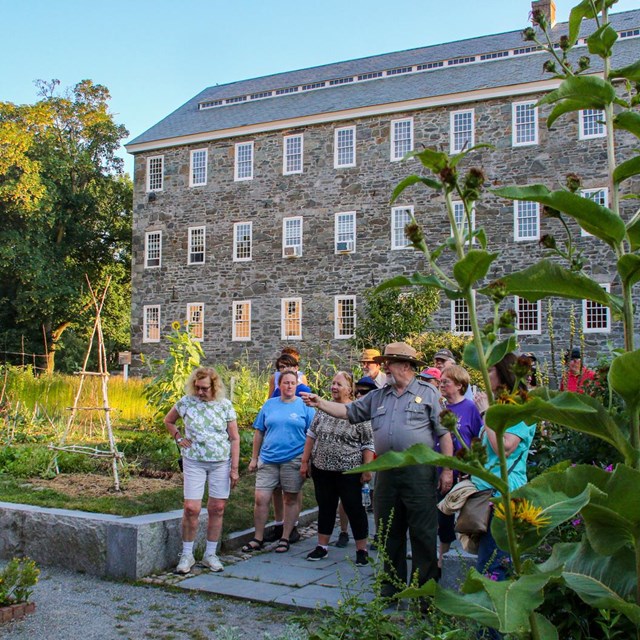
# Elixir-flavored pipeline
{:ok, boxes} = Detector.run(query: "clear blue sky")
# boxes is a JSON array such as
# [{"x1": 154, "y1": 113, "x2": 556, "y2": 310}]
[{"x1": 2, "y1": 0, "x2": 637, "y2": 175}]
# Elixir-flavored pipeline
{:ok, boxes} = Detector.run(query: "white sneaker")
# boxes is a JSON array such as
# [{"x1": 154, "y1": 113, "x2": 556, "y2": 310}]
[
  {"x1": 201, "y1": 552, "x2": 224, "y2": 572},
  {"x1": 175, "y1": 552, "x2": 196, "y2": 574}
]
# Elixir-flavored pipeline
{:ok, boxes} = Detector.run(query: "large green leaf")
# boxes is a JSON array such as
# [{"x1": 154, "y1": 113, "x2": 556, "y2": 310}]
[
  {"x1": 452, "y1": 250, "x2": 498, "y2": 290},
  {"x1": 484, "y1": 394, "x2": 596, "y2": 437},
  {"x1": 545, "y1": 99, "x2": 596, "y2": 130},
  {"x1": 565, "y1": 464, "x2": 640, "y2": 555},
  {"x1": 491, "y1": 474, "x2": 599, "y2": 554},
  {"x1": 349, "y1": 443, "x2": 508, "y2": 495},
  {"x1": 609, "y1": 349, "x2": 640, "y2": 419},
  {"x1": 568, "y1": 0, "x2": 617, "y2": 45},
  {"x1": 613, "y1": 156, "x2": 640, "y2": 185},
  {"x1": 436, "y1": 569, "x2": 559, "y2": 634},
  {"x1": 532, "y1": 613, "x2": 559, "y2": 640},
  {"x1": 390, "y1": 174, "x2": 442, "y2": 203},
  {"x1": 413, "y1": 147, "x2": 449, "y2": 173},
  {"x1": 492, "y1": 185, "x2": 625, "y2": 246},
  {"x1": 375, "y1": 273, "x2": 460, "y2": 300},
  {"x1": 538, "y1": 77, "x2": 616, "y2": 127},
  {"x1": 628, "y1": 215, "x2": 640, "y2": 252},
  {"x1": 610, "y1": 59, "x2": 640, "y2": 83},
  {"x1": 586, "y1": 24, "x2": 618, "y2": 57},
  {"x1": 613, "y1": 111, "x2": 640, "y2": 139},
  {"x1": 618, "y1": 254, "x2": 640, "y2": 288},
  {"x1": 539, "y1": 539, "x2": 640, "y2": 625},
  {"x1": 528, "y1": 389, "x2": 636, "y2": 464},
  {"x1": 492, "y1": 260, "x2": 612, "y2": 305},
  {"x1": 484, "y1": 337, "x2": 519, "y2": 368}
]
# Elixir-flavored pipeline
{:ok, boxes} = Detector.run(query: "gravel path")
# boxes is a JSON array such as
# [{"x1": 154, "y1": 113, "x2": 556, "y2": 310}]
[{"x1": 0, "y1": 564, "x2": 306, "y2": 640}]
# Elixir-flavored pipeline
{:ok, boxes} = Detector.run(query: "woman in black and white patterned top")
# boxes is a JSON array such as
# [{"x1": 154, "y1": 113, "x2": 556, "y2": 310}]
[{"x1": 300, "y1": 371, "x2": 374, "y2": 566}]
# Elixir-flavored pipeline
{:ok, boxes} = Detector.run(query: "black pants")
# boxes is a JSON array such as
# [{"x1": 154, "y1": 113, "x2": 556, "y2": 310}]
[
  {"x1": 376, "y1": 464, "x2": 438, "y2": 588},
  {"x1": 311, "y1": 464, "x2": 368, "y2": 541}
]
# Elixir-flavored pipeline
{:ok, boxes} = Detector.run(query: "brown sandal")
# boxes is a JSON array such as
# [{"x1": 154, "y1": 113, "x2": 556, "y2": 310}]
[
  {"x1": 274, "y1": 538, "x2": 290, "y2": 553},
  {"x1": 241, "y1": 538, "x2": 264, "y2": 552}
]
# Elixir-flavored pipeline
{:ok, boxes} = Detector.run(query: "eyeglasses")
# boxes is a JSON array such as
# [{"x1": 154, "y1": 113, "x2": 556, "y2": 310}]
[{"x1": 195, "y1": 384, "x2": 212, "y2": 391}]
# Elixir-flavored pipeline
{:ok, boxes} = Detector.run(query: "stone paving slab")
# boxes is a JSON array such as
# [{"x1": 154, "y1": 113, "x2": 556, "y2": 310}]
[
  {"x1": 222, "y1": 557, "x2": 336, "y2": 587},
  {"x1": 179, "y1": 573, "x2": 294, "y2": 603}
]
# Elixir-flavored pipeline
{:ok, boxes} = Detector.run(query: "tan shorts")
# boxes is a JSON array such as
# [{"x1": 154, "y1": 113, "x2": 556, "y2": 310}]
[{"x1": 255, "y1": 456, "x2": 304, "y2": 493}]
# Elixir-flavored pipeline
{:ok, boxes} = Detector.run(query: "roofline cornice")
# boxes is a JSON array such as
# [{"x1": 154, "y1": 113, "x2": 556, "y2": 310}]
[{"x1": 126, "y1": 76, "x2": 569, "y2": 154}]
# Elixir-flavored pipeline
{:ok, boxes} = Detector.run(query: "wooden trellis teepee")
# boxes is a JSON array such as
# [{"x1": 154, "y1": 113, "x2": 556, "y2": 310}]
[{"x1": 47, "y1": 275, "x2": 123, "y2": 490}]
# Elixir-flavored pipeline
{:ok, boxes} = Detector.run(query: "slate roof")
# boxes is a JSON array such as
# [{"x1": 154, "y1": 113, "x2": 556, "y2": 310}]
[{"x1": 127, "y1": 9, "x2": 640, "y2": 149}]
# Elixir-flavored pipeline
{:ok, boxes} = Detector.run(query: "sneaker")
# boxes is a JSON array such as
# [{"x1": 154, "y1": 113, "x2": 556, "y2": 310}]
[
  {"x1": 336, "y1": 531, "x2": 349, "y2": 548},
  {"x1": 355, "y1": 549, "x2": 369, "y2": 566},
  {"x1": 289, "y1": 526, "x2": 301, "y2": 543},
  {"x1": 306, "y1": 546, "x2": 328, "y2": 561},
  {"x1": 175, "y1": 552, "x2": 196, "y2": 574},
  {"x1": 201, "y1": 552, "x2": 223, "y2": 572},
  {"x1": 263, "y1": 524, "x2": 284, "y2": 543}
]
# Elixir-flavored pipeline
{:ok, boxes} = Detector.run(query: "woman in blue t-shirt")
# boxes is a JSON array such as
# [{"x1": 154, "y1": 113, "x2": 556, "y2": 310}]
[
  {"x1": 243, "y1": 370, "x2": 315, "y2": 554},
  {"x1": 472, "y1": 354, "x2": 536, "y2": 580}
]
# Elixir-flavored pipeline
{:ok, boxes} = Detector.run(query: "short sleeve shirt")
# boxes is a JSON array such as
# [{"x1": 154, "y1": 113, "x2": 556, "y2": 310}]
[
  {"x1": 472, "y1": 420, "x2": 536, "y2": 494},
  {"x1": 175, "y1": 395, "x2": 237, "y2": 462},
  {"x1": 308, "y1": 413, "x2": 374, "y2": 472},
  {"x1": 346, "y1": 376, "x2": 446, "y2": 455}
]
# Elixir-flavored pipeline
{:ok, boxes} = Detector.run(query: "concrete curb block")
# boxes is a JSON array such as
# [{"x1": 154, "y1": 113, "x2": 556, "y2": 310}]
[{"x1": 0, "y1": 501, "x2": 318, "y2": 580}]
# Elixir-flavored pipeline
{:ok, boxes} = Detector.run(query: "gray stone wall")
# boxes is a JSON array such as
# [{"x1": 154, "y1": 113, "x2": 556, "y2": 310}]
[{"x1": 130, "y1": 92, "x2": 639, "y2": 374}]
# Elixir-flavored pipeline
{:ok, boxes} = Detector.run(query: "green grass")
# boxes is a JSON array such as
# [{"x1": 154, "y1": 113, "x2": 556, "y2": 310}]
[{"x1": 0, "y1": 471, "x2": 317, "y2": 534}]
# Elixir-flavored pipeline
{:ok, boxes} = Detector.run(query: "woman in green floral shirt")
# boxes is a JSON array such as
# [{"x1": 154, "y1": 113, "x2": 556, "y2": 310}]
[{"x1": 165, "y1": 367, "x2": 240, "y2": 575}]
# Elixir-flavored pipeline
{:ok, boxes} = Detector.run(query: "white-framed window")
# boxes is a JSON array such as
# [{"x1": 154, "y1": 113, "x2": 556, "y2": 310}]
[
  {"x1": 334, "y1": 126, "x2": 356, "y2": 168},
  {"x1": 189, "y1": 149, "x2": 207, "y2": 186},
  {"x1": 146, "y1": 156, "x2": 164, "y2": 192},
  {"x1": 281, "y1": 298, "x2": 302, "y2": 340},
  {"x1": 580, "y1": 187, "x2": 608, "y2": 237},
  {"x1": 283, "y1": 134, "x2": 303, "y2": 174},
  {"x1": 335, "y1": 211, "x2": 356, "y2": 253},
  {"x1": 188, "y1": 226, "x2": 205, "y2": 265},
  {"x1": 583, "y1": 283, "x2": 610, "y2": 333},
  {"x1": 144, "y1": 230, "x2": 162, "y2": 268},
  {"x1": 514, "y1": 201, "x2": 540, "y2": 241},
  {"x1": 452, "y1": 201, "x2": 476, "y2": 244},
  {"x1": 451, "y1": 298, "x2": 472, "y2": 334},
  {"x1": 515, "y1": 297, "x2": 541, "y2": 335},
  {"x1": 234, "y1": 141, "x2": 254, "y2": 181},
  {"x1": 232, "y1": 301, "x2": 252, "y2": 341},
  {"x1": 390, "y1": 118, "x2": 413, "y2": 161},
  {"x1": 512, "y1": 102, "x2": 538, "y2": 146},
  {"x1": 579, "y1": 109, "x2": 606, "y2": 139},
  {"x1": 335, "y1": 295, "x2": 356, "y2": 339},
  {"x1": 283, "y1": 216, "x2": 303, "y2": 258},
  {"x1": 143, "y1": 305, "x2": 161, "y2": 343},
  {"x1": 450, "y1": 109, "x2": 475, "y2": 153},
  {"x1": 391, "y1": 205, "x2": 413, "y2": 249},
  {"x1": 186, "y1": 303, "x2": 204, "y2": 341},
  {"x1": 233, "y1": 222, "x2": 252, "y2": 261}
]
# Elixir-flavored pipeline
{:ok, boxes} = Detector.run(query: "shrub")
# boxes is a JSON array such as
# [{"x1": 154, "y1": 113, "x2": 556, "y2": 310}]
[{"x1": 0, "y1": 557, "x2": 39, "y2": 605}]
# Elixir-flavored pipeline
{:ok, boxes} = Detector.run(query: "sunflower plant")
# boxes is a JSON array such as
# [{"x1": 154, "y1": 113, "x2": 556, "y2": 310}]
[{"x1": 356, "y1": 1, "x2": 640, "y2": 638}]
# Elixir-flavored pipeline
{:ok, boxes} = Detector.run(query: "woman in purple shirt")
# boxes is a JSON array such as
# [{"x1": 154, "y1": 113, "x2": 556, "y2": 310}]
[{"x1": 438, "y1": 364, "x2": 484, "y2": 564}]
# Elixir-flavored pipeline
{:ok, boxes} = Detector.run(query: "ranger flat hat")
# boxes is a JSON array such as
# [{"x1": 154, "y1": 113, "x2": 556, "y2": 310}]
[{"x1": 373, "y1": 342, "x2": 427, "y2": 367}]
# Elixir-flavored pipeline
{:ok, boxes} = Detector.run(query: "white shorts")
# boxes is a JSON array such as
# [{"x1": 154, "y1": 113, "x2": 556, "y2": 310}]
[{"x1": 182, "y1": 457, "x2": 231, "y2": 501}]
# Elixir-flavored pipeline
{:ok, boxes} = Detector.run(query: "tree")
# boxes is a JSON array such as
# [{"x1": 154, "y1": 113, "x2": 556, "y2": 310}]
[
  {"x1": 0, "y1": 80, "x2": 132, "y2": 372},
  {"x1": 352, "y1": 287, "x2": 440, "y2": 351}
]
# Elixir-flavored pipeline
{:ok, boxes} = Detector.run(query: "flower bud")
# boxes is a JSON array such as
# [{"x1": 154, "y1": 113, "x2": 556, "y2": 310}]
[
  {"x1": 439, "y1": 409, "x2": 459, "y2": 433},
  {"x1": 565, "y1": 173, "x2": 581, "y2": 192},
  {"x1": 578, "y1": 56, "x2": 590, "y2": 72},
  {"x1": 543, "y1": 60, "x2": 557, "y2": 74},
  {"x1": 539, "y1": 234, "x2": 557, "y2": 250},
  {"x1": 522, "y1": 27, "x2": 536, "y2": 42}
]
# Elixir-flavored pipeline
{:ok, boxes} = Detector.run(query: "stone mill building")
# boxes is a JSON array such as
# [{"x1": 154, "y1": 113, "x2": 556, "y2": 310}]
[{"x1": 126, "y1": 0, "x2": 640, "y2": 368}]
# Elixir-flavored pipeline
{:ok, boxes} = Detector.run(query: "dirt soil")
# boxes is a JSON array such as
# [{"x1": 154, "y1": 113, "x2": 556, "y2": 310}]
[{"x1": 26, "y1": 472, "x2": 182, "y2": 498}]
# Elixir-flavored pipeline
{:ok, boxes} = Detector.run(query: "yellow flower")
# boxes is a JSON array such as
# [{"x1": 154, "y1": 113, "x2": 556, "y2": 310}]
[
  {"x1": 171, "y1": 321, "x2": 181, "y2": 331},
  {"x1": 494, "y1": 498, "x2": 550, "y2": 531}
]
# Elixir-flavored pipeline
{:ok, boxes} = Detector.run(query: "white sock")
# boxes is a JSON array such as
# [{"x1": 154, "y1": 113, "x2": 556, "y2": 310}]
[
  {"x1": 319, "y1": 544, "x2": 328, "y2": 550},
  {"x1": 182, "y1": 540, "x2": 194, "y2": 556},
  {"x1": 206, "y1": 540, "x2": 218, "y2": 555}
]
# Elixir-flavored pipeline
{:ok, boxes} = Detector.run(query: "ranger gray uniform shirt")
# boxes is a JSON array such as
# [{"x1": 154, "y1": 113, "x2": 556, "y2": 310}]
[{"x1": 346, "y1": 376, "x2": 446, "y2": 455}]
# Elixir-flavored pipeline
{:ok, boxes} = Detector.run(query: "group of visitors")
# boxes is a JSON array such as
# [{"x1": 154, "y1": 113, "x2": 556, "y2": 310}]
[{"x1": 162, "y1": 340, "x2": 594, "y2": 601}]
